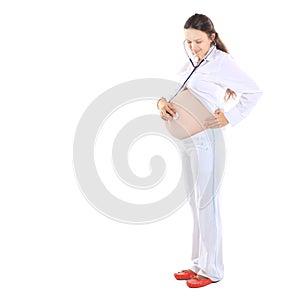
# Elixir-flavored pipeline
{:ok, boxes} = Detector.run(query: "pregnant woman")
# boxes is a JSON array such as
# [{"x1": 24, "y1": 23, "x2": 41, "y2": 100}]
[{"x1": 157, "y1": 13, "x2": 262, "y2": 288}]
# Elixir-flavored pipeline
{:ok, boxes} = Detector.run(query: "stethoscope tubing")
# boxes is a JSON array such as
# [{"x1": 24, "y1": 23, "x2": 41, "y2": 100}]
[{"x1": 168, "y1": 42, "x2": 216, "y2": 102}]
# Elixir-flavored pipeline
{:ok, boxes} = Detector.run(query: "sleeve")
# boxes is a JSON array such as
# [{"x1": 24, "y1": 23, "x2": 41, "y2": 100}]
[{"x1": 218, "y1": 54, "x2": 263, "y2": 126}]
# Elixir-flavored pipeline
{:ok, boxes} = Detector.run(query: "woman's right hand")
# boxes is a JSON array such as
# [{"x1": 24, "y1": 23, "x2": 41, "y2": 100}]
[{"x1": 157, "y1": 98, "x2": 177, "y2": 121}]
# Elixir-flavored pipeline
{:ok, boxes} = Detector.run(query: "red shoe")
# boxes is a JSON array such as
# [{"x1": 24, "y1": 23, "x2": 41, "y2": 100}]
[
  {"x1": 186, "y1": 275, "x2": 213, "y2": 288},
  {"x1": 174, "y1": 269, "x2": 197, "y2": 280}
]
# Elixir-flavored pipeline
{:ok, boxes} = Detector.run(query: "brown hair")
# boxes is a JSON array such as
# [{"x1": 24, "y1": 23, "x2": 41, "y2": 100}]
[{"x1": 184, "y1": 14, "x2": 236, "y2": 101}]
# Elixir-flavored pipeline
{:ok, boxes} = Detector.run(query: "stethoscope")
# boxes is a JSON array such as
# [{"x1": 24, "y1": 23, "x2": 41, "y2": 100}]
[
  {"x1": 168, "y1": 41, "x2": 216, "y2": 120},
  {"x1": 176, "y1": 40, "x2": 216, "y2": 95}
]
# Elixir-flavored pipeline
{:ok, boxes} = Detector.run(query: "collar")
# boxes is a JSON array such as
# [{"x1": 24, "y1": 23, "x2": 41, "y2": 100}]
[{"x1": 204, "y1": 45, "x2": 217, "y2": 62}]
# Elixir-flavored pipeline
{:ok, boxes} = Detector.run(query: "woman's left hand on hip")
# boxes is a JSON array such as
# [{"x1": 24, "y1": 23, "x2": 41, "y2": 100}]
[{"x1": 204, "y1": 109, "x2": 229, "y2": 128}]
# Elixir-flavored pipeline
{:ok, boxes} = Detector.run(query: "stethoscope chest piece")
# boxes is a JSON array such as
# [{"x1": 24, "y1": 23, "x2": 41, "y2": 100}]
[{"x1": 173, "y1": 112, "x2": 179, "y2": 120}]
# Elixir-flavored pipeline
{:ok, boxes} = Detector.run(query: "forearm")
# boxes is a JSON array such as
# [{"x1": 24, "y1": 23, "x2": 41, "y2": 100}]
[{"x1": 224, "y1": 91, "x2": 263, "y2": 126}]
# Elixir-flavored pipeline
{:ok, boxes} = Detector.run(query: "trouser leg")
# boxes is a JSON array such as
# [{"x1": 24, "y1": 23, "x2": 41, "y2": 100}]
[{"x1": 180, "y1": 129, "x2": 225, "y2": 282}]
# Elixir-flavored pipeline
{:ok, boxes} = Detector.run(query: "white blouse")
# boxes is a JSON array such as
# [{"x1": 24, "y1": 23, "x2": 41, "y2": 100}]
[{"x1": 177, "y1": 46, "x2": 262, "y2": 126}]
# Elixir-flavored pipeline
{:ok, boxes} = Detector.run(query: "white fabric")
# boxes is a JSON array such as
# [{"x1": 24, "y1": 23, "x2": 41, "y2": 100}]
[{"x1": 180, "y1": 129, "x2": 225, "y2": 282}]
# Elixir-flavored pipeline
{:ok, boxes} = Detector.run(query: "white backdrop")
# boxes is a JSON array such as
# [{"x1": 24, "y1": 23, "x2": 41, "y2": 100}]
[{"x1": 1, "y1": 0, "x2": 300, "y2": 299}]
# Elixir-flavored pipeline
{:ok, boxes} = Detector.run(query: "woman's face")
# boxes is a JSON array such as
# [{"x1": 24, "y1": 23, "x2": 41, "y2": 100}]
[{"x1": 184, "y1": 28, "x2": 215, "y2": 60}]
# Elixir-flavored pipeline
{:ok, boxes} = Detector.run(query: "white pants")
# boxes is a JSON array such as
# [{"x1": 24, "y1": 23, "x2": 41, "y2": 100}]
[{"x1": 179, "y1": 129, "x2": 226, "y2": 282}]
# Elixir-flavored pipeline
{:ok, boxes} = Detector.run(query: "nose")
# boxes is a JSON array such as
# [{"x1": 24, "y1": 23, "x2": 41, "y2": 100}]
[{"x1": 190, "y1": 42, "x2": 199, "y2": 53}]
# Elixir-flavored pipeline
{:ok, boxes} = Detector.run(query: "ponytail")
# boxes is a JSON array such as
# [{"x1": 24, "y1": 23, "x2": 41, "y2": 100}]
[{"x1": 214, "y1": 32, "x2": 228, "y2": 53}]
